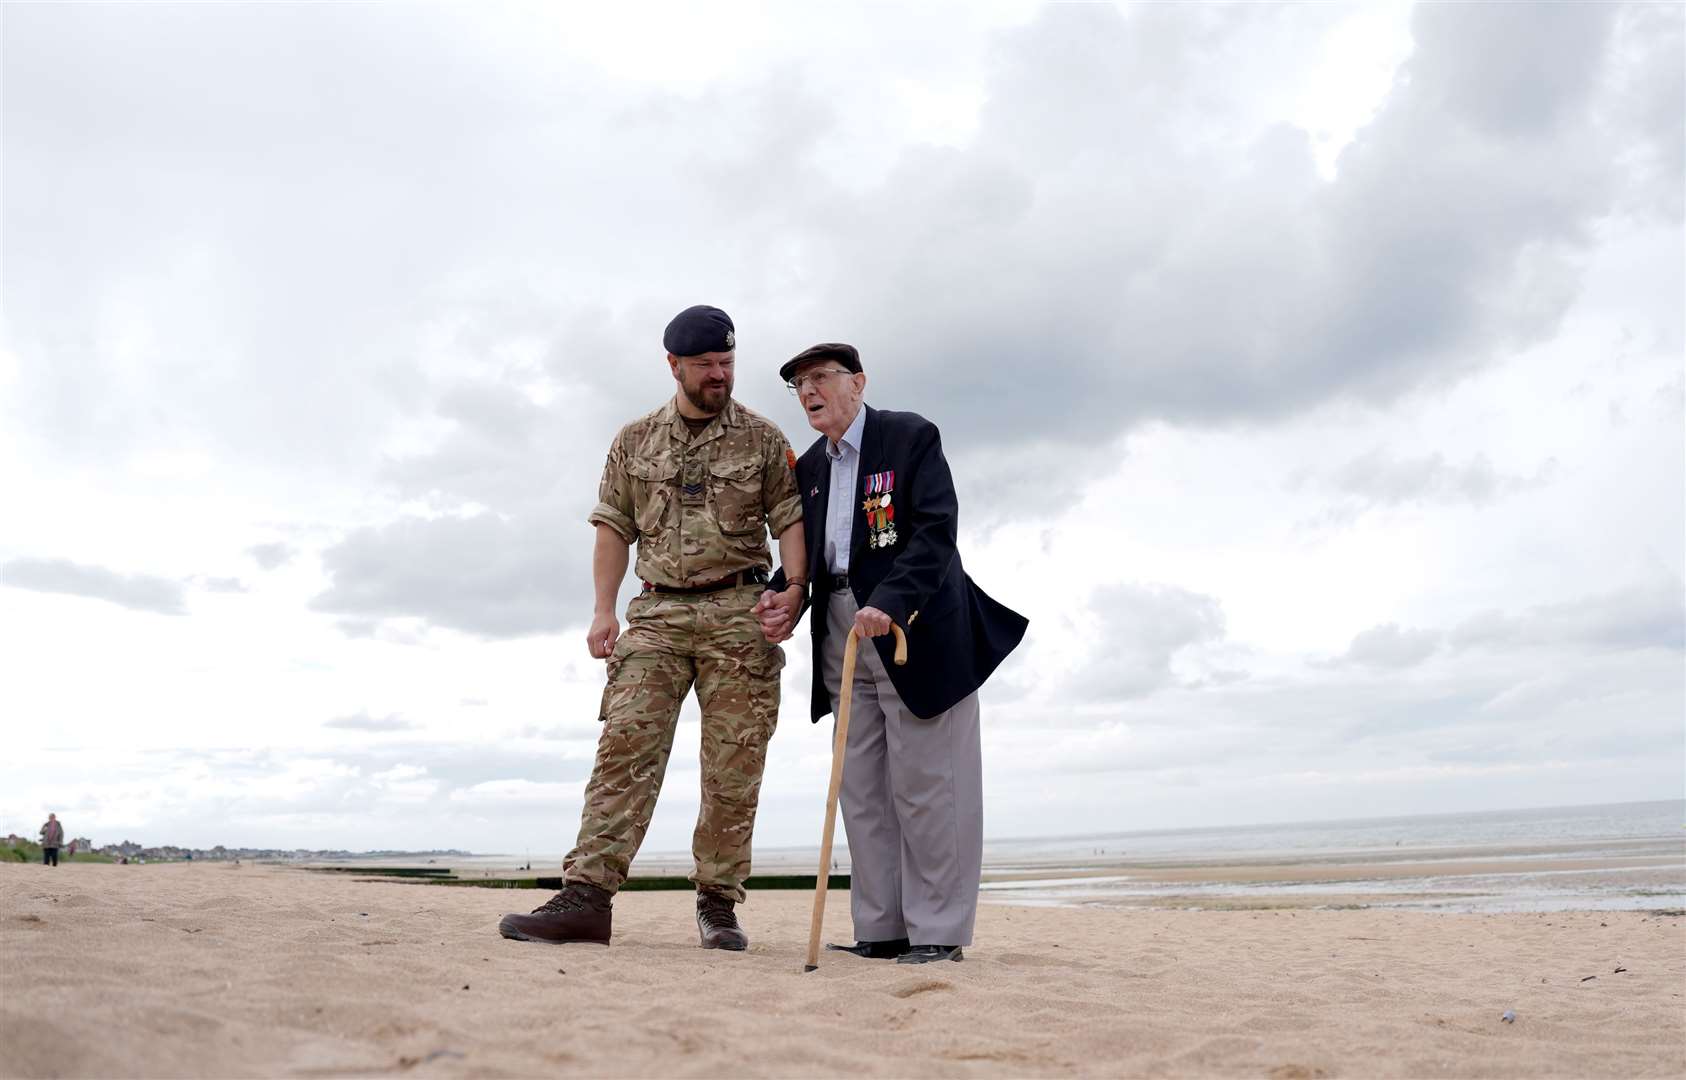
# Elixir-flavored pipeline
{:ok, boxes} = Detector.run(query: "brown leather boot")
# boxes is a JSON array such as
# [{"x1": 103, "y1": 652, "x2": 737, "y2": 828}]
[
  {"x1": 498, "y1": 881, "x2": 613, "y2": 945},
  {"x1": 696, "y1": 890, "x2": 748, "y2": 951}
]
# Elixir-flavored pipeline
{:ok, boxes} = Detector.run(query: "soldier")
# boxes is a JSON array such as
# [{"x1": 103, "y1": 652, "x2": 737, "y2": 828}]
[{"x1": 499, "y1": 305, "x2": 807, "y2": 951}]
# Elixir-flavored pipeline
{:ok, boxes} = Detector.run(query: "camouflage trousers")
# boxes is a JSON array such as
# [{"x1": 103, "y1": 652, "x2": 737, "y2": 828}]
[{"x1": 563, "y1": 585, "x2": 784, "y2": 904}]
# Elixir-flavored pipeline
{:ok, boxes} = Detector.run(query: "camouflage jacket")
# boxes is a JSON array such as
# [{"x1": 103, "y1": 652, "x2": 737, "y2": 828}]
[{"x1": 589, "y1": 397, "x2": 803, "y2": 588}]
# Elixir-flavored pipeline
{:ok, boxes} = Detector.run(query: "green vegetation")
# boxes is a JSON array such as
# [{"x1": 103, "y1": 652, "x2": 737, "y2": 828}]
[
  {"x1": 2, "y1": 841, "x2": 114, "y2": 864},
  {"x1": 301, "y1": 866, "x2": 851, "y2": 891},
  {"x1": 437, "y1": 872, "x2": 853, "y2": 891}
]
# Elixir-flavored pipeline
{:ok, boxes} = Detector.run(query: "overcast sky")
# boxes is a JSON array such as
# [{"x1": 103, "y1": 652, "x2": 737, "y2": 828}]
[{"x1": 3, "y1": 1, "x2": 1681, "y2": 855}]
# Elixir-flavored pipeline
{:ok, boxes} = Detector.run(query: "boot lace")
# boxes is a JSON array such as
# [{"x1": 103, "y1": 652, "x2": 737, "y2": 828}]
[
  {"x1": 697, "y1": 893, "x2": 739, "y2": 931},
  {"x1": 532, "y1": 887, "x2": 588, "y2": 916}
]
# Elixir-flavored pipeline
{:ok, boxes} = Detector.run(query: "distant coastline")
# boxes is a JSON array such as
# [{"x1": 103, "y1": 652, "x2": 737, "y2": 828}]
[{"x1": 286, "y1": 798, "x2": 1686, "y2": 915}]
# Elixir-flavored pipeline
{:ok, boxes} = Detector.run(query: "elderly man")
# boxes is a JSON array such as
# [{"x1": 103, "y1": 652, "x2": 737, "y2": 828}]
[
  {"x1": 499, "y1": 305, "x2": 807, "y2": 951},
  {"x1": 755, "y1": 344, "x2": 1027, "y2": 964}
]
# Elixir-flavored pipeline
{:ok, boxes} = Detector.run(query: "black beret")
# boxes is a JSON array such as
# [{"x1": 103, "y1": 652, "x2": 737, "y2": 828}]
[
  {"x1": 663, "y1": 305, "x2": 735, "y2": 357},
  {"x1": 779, "y1": 342, "x2": 862, "y2": 382}
]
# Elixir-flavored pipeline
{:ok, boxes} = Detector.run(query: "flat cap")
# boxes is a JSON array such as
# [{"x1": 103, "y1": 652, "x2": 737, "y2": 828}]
[
  {"x1": 779, "y1": 342, "x2": 862, "y2": 383},
  {"x1": 663, "y1": 305, "x2": 735, "y2": 357}
]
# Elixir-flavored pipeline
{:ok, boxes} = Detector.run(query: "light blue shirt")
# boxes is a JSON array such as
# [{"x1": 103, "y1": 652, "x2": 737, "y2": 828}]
[{"x1": 824, "y1": 404, "x2": 867, "y2": 574}]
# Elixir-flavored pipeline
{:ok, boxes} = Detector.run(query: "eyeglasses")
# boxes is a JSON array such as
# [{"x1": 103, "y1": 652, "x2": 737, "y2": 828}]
[{"x1": 785, "y1": 368, "x2": 853, "y2": 394}]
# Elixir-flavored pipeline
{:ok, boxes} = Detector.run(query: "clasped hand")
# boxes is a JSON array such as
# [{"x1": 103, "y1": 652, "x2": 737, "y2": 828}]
[
  {"x1": 752, "y1": 587, "x2": 802, "y2": 643},
  {"x1": 754, "y1": 588, "x2": 891, "y2": 643}
]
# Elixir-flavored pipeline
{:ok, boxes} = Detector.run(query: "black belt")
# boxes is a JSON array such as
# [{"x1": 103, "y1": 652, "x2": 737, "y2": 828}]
[
  {"x1": 825, "y1": 573, "x2": 849, "y2": 591},
  {"x1": 643, "y1": 568, "x2": 768, "y2": 595}
]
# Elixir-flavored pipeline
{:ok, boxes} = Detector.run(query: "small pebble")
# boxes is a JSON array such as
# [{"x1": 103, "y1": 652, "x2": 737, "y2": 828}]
[{"x1": 1501, "y1": 1011, "x2": 1515, "y2": 1024}]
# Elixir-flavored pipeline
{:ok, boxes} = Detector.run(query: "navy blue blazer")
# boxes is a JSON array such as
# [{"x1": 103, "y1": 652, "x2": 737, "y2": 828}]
[{"x1": 769, "y1": 405, "x2": 1028, "y2": 721}]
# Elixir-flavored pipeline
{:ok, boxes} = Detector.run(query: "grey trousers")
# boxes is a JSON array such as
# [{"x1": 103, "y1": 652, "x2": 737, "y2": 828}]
[{"x1": 822, "y1": 591, "x2": 983, "y2": 947}]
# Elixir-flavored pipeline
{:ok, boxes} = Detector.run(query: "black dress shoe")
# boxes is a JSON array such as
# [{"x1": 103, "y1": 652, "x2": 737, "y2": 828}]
[
  {"x1": 825, "y1": 937, "x2": 910, "y2": 960},
  {"x1": 896, "y1": 944, "x2": 963, "y2": 964}
]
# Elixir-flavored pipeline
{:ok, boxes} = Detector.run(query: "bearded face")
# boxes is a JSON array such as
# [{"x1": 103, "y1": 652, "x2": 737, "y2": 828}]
[{"x1": 671, "y1": 350, "x2": 735, "y2": 414}]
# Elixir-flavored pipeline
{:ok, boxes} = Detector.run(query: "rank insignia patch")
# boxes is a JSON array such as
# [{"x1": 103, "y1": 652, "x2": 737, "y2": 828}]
[{"x1": 681, "y1": 458, "x2": 706, "y2": 505}]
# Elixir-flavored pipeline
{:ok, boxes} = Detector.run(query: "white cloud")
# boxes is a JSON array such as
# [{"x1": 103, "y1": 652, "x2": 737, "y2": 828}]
[
  {"x1": 1337, "y1": 624, "x2": 1442, "y2": 669},
  {"x1": 324, "y1": 712, "x2": 417, "y2": 733},
  {"x1": 449, "y1": 779, "x2": 586, "y2": 806},
  {"x1": 1, "y1": 558, "x2": 187, "y2": 615}
]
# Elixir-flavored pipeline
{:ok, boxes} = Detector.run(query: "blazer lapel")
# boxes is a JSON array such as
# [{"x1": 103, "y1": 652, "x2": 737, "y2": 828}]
[
  {"x1": 807, "y1": 443, "x2": 829, "y2": 578},
  {"x1": 799, "y1": 438, "x2": 832, "y2": 576},
  {"x1": 849, "y1": 405, "x2": 879, "y2": 567}
]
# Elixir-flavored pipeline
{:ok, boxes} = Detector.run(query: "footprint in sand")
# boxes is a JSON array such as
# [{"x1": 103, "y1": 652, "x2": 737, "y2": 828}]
[
  {"x1": 891, "y1": 979, "x2": 954, "y2": 999},
  {"x1": 993, "y1": 951, "x2": 1073, "y2": 969}
]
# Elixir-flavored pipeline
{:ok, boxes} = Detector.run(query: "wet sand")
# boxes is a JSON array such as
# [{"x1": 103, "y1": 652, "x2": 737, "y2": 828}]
[{"x1": 4, "y1": 861, "x2": 1683, "y2": 1077}]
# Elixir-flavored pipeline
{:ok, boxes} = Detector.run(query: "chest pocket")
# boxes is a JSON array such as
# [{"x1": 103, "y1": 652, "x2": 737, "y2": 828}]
[
  {"x1": 710, "y1": 458, "x2": 763, "y2": 535},
  {"x1": 628, "y1": 458, "x2": 678, "y2": 535}
]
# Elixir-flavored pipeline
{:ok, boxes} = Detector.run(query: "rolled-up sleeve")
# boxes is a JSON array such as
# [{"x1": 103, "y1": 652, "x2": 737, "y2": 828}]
[
  {"x1": 586, "y1": 437, "x2": 637, "y2": 543},
  {"x1": 763, "y1": 430, "x2": 803, "y2": 537}
]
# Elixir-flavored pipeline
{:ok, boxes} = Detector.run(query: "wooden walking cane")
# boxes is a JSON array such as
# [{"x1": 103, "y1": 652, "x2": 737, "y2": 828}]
[{"x1": 803, "y1": 622, "x2": 908, "y2": 972}]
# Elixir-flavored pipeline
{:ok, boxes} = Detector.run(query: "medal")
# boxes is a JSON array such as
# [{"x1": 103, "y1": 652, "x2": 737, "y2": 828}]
[{"x1": 861, "y1": 472, "x2": 898, "y2": 549}]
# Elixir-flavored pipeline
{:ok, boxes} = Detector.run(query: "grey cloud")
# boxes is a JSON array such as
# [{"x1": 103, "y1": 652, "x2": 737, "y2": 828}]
[
  {"x1": 1069, "y1": 584, "x2": 1227, "y2": 701},
  {"x1": 786, "y1": 1, "x2": 1678, "y2": 455},
  {"x1": 1049, "y1": 628, "x2": 1680, "y2": 768},
  {"x1": 69, "y1": 743, "x2": 591, "y2": 847},
  {"x1": 379, "y1": 377, "x2": 611, "y2": 511},
  {"x1": 9, "y1": 1, "x2": 1677, "y2": 533},
  {"x1": 1410, "y1": 2, "x2": 1614, "y2": 137},
  {"x1": 1337, "y1": 624, "x2": 1442, "y2": 670},
  {"x1": 343, "y1": 743, "x2": 592, "y2": 791},
  {"x1": 248, "y1": 543, "x2": 295, "y2": 570},
  {"x1": 198, "y1": 576, "x2": 249, "y2": 594},
  {"x1": 1609, "y1": 3, "x2": 1684, "y2": 220},
  {"x1": 186, "y1": 743, "x2": 590, "y2": 791},
  {"x1": 310, "y1": 507, "x2": 593, "y2": 639},
  {"x1": 3, "y1": 3, "x2": 633, "y2": 475},
  {"x1": 1452, "y1": 579, "x2": 1685, "y2": 653},
  {"x1": 324, "y1": 711, "x2": 415, "y2": 732},
  {"x1": 1322, "y1": 450, "x2": 1555, "y2": 508},
  {"x1": 0, "y1": 557, "x2": 186, "y2": 615}
]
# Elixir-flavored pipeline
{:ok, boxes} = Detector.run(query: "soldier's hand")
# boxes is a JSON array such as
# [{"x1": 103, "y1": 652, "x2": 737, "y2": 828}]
[
  {"x1": 587, "y1": 612, "x2": 619, "y2": 659},
  {"x1": 854, "y1": 606, "x2": 892, "y2": 638},
  {"x1": 753, "y1": 589, "x2": 796, "y2": 643}
]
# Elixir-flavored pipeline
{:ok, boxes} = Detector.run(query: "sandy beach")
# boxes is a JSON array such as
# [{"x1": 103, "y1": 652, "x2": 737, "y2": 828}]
[{"x1": 3, "y1": 862, "x2": 1682, "y2": 1078}]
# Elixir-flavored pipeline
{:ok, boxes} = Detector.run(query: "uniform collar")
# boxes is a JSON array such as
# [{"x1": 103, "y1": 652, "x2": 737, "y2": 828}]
[{"x1": 662, "y1": 396, "x2": 742, "y2": 445}]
